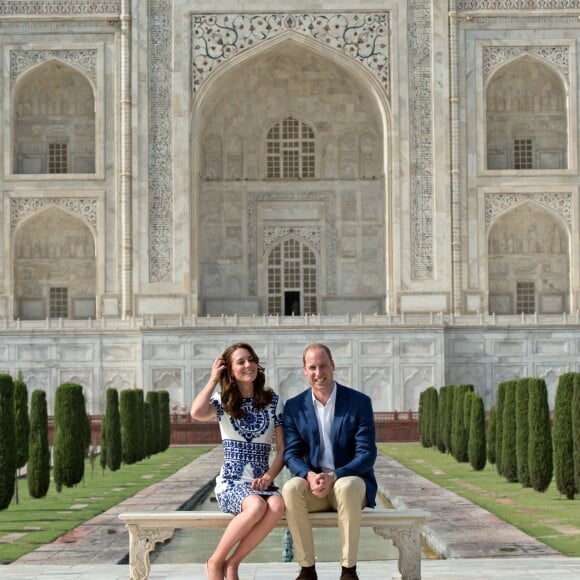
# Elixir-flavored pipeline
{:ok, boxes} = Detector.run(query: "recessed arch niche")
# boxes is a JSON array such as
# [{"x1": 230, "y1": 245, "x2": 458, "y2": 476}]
[
  {"x1": 14, "y1": 207, "x2": 96, "y2": 319},
  {"x1": 13, "y1": 59, "x2": 96, "y2": 174},
  {"x1": 486, "y1": 56, "x2": 567, "y2": 170},
  {"x1": 487, "y1": 202, "x2": 569, "y2": 314}
]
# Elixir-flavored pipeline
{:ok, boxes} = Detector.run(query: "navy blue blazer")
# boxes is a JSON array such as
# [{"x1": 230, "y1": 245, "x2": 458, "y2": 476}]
[{"x1": 283, "y1": 383, "x2": 378, "y2": 508}]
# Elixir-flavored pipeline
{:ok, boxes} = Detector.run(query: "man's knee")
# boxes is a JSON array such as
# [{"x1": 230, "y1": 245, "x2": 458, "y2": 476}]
[
  {"x1": 334, "y1": 476, "x2": 366, "y2": 506},
  {"x1": 282, "y1": 476, "x2": 307, "y2": 503}
]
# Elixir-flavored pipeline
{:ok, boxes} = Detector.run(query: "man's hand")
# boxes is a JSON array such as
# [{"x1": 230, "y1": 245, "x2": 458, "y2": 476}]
[{"x1": 307, "y1": 471, "x2": 336, "y2": 498}]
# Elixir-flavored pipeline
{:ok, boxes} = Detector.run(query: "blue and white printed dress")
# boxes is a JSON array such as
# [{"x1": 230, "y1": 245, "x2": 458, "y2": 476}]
[{"x1": 210, "y1": 392, "x2": 284, "y2": 515}]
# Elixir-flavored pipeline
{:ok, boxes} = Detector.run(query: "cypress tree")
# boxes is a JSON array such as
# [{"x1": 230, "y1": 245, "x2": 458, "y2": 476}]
[
  {"x1": 501, "y1": 380, "x2": 518, "y2": 482},
  {"x1": 104, "y1": 389, "x2": 122, "y2": 471},
  {"x1": 0, "y1": 374, "x2": 16, "y2": 510},
  {"x1": 418, "y1": 390, "x2": 427, "y2": 447},
  {"x1": 528, "y1": 378, "x2": 553, "y2": 493},
  {"x1": 487, "y1": 406, "x2": 497, "y2": 465},
  {"x1": 53, "y1": 383, "x2": 86, "y2": 492},
  {"x1": 159, "y1": 390, "x2": 171, "y2": 452},
  {"x1": 495, "y1": 381, "x2": 508, "y2": 476},
  {"x1": 135, "y1": 389, "x2": 146, "y2": 461},
  {"x1": 553, "y1": 372, "x2": 577, "y2": 499},
  {"x1": 463, "y1": 391, "x2": 474, "y2": 442},
  {"x1": 574, "y1": 374, "x2": 580, "y2": 491},
  {"x1": 28, "y1": 390, "x2": 50, "y2": 499},
  {"x1": 452, "y1": 384, "x2": 473, "y2": 462},
  {"x1": 445, "y1": 385, "x2": 456, "y2": 455},
  {"x1": 147, "y1": 390, "x2": 161, "y2": 454},
  {"x1": 436, "y1": 386, "x2": 448, "y2": 453},
  {"x1": 144, "y1": 400, "x2": 154, "y2": 459},
  {"x1": 515, "y1": 378, "x2": 531, "y2": 487},
  {"x1": 14, "y1": 377, "x2": 30, "y2": 473},
  {"x1": 468, "y1": 393, "x2": 486, "y2": 471},
  {"x1": 99, "y1": 414, "x2": 107, "y2": 473},
  {"x1": 120, "y1": 389, "x2": 139, "y2": 465}
]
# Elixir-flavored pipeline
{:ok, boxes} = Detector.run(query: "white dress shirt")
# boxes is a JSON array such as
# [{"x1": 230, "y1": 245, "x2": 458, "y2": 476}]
[{"x1": 312, "y1": 382, "x2": 337, "y2": 471}]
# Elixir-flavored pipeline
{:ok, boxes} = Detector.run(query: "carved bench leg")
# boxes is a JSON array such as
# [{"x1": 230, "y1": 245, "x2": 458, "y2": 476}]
[
  {"x1": 373, "y1": 524, "x2": 422, "y2": 580},
  {"x1": 126, "y1": 524, "x2": 175, "y2": 580}
]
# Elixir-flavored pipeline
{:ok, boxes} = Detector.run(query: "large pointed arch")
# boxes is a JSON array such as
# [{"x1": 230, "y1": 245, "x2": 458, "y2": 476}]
[{"x1": 190, "y1": 31, "x2": 393, "y2": 316}]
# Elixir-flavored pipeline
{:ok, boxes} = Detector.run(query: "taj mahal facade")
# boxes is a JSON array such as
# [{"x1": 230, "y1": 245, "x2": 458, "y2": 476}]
[{"x1": 1, "y1": 0, "x2": 580, "y2": 416}]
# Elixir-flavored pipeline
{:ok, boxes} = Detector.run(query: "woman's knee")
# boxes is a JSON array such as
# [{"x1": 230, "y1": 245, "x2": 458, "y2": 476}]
[
  {"x1": 268, "y1": 495, "x2": 286, "y2": 517},
  {"x1": 242, "y1": 495, "x2": 268, "y2": 519}
]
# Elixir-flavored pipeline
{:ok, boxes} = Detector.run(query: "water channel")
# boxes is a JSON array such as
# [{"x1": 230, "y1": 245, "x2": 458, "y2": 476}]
[{"x1": 151, "y1": 468, "x2": 439, "y2": 565}]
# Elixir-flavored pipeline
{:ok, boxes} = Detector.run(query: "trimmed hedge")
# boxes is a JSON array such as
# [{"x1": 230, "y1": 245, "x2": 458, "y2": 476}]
[
  {"x1": 528, "y1": 378, "x2": 553, "y2": 493},
  {"x1": 495, "y1": 381, "x2": 508, "y2": 476},
  {"x1": 14, "y1": 378, "x2": 29, "y2": 472},
  {"x1": 468, "y1": 393, "x2": 486, "y2": 471},
  {"x1": 574, "y1": 375, "x2": 580, "y2": 491},
  {"x1": 487, "y1": 406, "x2": 497, "y2": 465},
  {"x1": 553, "y1": 372, "x2": 577, "y2": 499},
  {"x1": 146, "y1": 390, "x2": 161, "y2": 455},
  {"x1": 515, "y1": 378, "x2": 531, "y2": 488},
  {"x1": 104, "y1": 389, "x2": 122, "y2": 472},
  {"x1": 120, "y1": 389, "x2": 139, "y2": 465},
  {"x1": 0, "y1": 374, "x2": 16, "y2": 510},
  {"x1": 27, "y1": 390, "x2": 50, "y2": 499},
  {"x1": 451, "y1": 384, "x2": 473, "y2": 463},
  {"x1": 159, "y1": 390, "x2": 171, "y2": 452},
  {"x1": 436, "y1": 385, "x2": 448, "y2": 453},
  {"x1": 501, "y1": 380, "x2": 518, "y2": 483},
  {"x1": 53, "y1": 383, "x2": 87, "y2": 492}
]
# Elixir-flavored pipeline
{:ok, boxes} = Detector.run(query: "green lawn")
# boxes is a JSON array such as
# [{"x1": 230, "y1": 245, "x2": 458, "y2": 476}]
[
  {"x1": 0, "y1": 446, "x2": 209, "y2": 563},
  {"x1": 379, "y1": 443, "x2": 580, "y2": 557}
]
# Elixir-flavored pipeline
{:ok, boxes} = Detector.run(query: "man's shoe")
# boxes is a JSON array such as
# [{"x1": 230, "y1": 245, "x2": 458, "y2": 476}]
[
  {"x1": 296, "y1": 565, "x2": 318, "y2": 580},
  {"x1": 340, "y1": 565, "x2": 359, "y2": 580}
]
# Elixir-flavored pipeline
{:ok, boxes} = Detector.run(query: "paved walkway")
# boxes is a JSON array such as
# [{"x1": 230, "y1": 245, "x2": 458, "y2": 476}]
[{"x1": 3, "y1": 446, "x2": 580, "y2": 579}]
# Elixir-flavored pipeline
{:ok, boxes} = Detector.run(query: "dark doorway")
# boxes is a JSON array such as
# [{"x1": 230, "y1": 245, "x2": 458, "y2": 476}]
[{"x1": 284, "y1": 291, "x2": 300, "y2": 316}]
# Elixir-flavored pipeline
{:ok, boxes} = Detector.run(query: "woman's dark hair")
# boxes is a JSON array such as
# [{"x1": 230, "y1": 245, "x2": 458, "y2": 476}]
[{"x1": 220, "y1": 343, "x2": 273, "y2": 418}]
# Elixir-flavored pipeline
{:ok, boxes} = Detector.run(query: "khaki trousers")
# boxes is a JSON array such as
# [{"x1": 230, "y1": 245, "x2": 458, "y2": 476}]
[{"x1": 282, "y1": 475, "x2": 367, "y2": 568}]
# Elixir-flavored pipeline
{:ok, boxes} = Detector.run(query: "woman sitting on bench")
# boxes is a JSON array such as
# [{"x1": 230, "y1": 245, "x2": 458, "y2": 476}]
[{"x1": 191, "y1": 343, "x2": 285, "y2": 580}]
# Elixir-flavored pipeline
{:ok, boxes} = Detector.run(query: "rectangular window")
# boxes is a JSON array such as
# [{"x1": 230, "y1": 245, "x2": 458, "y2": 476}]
[
  {"x1": 49, "y1": 287, "x2": 68, "y2": 318},
  {"x1": 514, "y1": 139, "x2": 533, "y2": 170},
  {"x1": 49, "y1": 143, "x2": 68, "y2": 173},
  {"x1": 516, "y1": 282, "x2": 535, "y2": 314}
]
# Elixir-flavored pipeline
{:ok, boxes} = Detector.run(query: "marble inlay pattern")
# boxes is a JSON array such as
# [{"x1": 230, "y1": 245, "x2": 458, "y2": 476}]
[
  {"x1": 457, "y1": 0, "x2": 580, "y2": 8},
  {"x1": 485, "y1": 192, "x2": 572, "y2": 229},
  {"x1": 0, "y1": 0, "x2": 120, "y2": 16},
  {"x1": 10, "y1": 49, "x2": 97, "y2": 86},
  {"x1": 483, "y1": 46, "x2": 569, "y2": 84},
  {"x1": 264, "y1": 227, "x2": 320, "y2": 251},
  {"x1": 409, "y1": 0, "x2": 433, "y2": 280},
  {"x1": 10, "y1": 198, "x2": 98, "y2": 233},
  {"x1": 191, "y1": 12, "x2": 390, "y2": 94},
  {"x1": 148, "y1": 0, "x2": 174, "y2": 283}
]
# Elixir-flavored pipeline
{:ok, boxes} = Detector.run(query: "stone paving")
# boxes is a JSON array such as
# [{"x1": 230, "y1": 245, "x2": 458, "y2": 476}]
[{"x1": 4, "y1": 446, "x2": 580, "y2": 579}]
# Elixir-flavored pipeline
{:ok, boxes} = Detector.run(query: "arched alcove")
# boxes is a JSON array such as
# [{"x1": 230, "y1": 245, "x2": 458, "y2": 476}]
[
  {"x1": 193, "y1": 35, "x2": 388, "y2": 316},
  {"x1": 486, "y1": 56, "x2": 567, "y2": 170},
  {"x1": 487, "y1": 203, "x2": 569, "y2": 314},
  {"x1": 13, "y1": 60, "x2": 96, "y2": 174},
  {"x1": 14, "y1": 207, "x2": 96, "y2": 319}
]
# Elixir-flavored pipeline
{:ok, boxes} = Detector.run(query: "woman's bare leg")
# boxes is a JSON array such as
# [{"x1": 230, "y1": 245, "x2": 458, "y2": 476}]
[
  {"x1": 205, "y1": 495, "x2": 268, "y2": 579},
  {"x1": 224, "y1": 495, "x2": 285, "y2": 580}
]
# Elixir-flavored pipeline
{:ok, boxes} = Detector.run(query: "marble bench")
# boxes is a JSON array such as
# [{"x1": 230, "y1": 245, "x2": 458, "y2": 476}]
[{"x1": 119, "y1": 508, "x2": 429, "y2": 580}]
